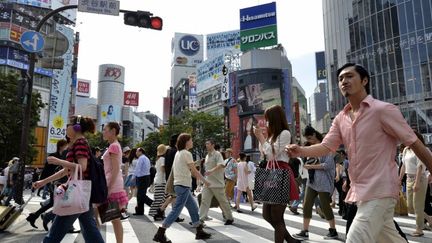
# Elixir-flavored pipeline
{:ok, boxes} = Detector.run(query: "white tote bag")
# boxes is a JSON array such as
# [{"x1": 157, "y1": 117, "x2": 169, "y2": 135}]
[{"x1": 53, "y1": 164, "x2": 92, "y2": 216}]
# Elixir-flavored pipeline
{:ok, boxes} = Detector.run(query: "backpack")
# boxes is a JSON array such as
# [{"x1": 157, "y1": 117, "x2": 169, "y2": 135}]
[
  {"x1": 76, "y1": 140, "x2": 108, "y2": 204},
  {"x1": 87, "y1": 150, "x2": 108, "y2": 203}
]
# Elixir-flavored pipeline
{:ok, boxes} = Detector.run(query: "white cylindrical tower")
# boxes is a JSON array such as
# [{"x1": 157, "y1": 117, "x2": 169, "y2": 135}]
[{"x1": 97, "y1": 64, "x2": 125, "y2": 130}]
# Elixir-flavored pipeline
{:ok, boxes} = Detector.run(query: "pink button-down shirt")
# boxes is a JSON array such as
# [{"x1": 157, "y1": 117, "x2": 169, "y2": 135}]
[{"x1": 322, "y1": 95, "x2": 417, "y2": 203}]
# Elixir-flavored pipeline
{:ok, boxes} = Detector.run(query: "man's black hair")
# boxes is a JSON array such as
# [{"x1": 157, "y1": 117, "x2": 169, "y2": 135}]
[{"x1": 337, "y1": 63, "x2": 370, "y2": 94}]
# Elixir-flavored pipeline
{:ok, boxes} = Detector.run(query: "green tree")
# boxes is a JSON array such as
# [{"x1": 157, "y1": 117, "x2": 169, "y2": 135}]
[
  {"x1": 143, "y1": 111, "x2": 231, "y2": 160},
  {"x1": 86, "y1": 131, "x2": 133, "y2": 153},
  {"x1": 0, "y1": 72, "x2": 45, "y2": 165},
  {"x1": 136, "y1": 131, "x2": 162, "y2": 162}
]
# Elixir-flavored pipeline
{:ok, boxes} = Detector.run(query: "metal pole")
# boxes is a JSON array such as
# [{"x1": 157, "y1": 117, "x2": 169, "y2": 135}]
[{"x1": 16, "y1": 4, "x2": 78, "y2": 204}]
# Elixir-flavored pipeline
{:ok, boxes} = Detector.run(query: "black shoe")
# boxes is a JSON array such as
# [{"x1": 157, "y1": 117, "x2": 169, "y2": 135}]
[
  {"x1": 26, "y1": 213, "x2": 38, "y2": 229},
  {"x1": 41, "y1": 214, "x2": 49, "y2": 231},
  {"x1": 324, "y1": 228, "x2": 338, "y2": 239},
  {"x1": 289, "y1": 206, "x2": 300, "y2": 215},
  {"x1": 68, "y1": 227, "x2": 81, "y2": 234},
  {"x1": 120, "y1": 212, "x2": 130, "y2": 220},
  {"x1": 293, "y1": 230, "x2": 309, "y2": 240},
  {"x1": 153, "y1": 227, "x2": 172, "y2": 243},
  {"x1": 224, "y1": 219, "x2": 234, "y2": 225},
  {"x1": 132, "y1": 212, "x2": 144, "y2": 216},
  {"x1": 154, "y1": 215, "x2": 164, "y2": 221},
  {"x1": 195, "y1": 224, "x2": 211, "y2": 240},
  {"x1": 175, "y1": 217, "x2": 184, "y2": 222}
]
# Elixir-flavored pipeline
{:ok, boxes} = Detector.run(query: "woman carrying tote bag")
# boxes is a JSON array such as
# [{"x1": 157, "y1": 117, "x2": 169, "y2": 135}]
[
  {"x1": 33, "y1": 116, "x2": 103, "y2": 243},
  {"x1": 253, "y1": 105, "x2": 300, "y2": 243}
]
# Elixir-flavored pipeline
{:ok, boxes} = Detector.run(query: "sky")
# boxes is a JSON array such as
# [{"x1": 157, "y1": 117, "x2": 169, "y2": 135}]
[{"x1": 74, "y1": 0, "x2": 325, "y2": 118}]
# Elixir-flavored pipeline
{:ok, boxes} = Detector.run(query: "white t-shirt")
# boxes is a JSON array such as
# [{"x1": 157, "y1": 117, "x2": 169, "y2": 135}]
[
  {"x1": 173, "y1": 150, "x2": 194, "y2": 187},
  {"x1": 260, "y1": 130, "x2": 291, "y2": 163},
  {"x1": 403, "y1": 148, "x2": 427, "y2": 175},
  {"x1": 127, "y1": 158, "x2": 138, "y2": 176},
  {"x1": 154, "y1": 157, "x2": 166, "y2": 184}
]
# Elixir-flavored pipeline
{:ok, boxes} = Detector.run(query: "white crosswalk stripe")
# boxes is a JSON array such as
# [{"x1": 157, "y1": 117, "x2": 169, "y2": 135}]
[{"x1": 10, "y1": 193, "x2": 431, "y2": 242}]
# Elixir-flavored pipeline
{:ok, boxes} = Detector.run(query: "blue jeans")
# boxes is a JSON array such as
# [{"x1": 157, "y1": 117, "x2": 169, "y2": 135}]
[
  {"x1": 162, "y1": 185, "x2": 200, "y2": 228},
  {"x1": 43, "y1": 207, "x2": 104, "y2": 243},
  {"x1": 291, "y1": 178, "x2": 307, "y2": 208}
]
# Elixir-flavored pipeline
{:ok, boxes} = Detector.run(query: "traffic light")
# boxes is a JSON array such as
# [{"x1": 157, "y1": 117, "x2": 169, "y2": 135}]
[{"x1": 123, "y1": 11, "x2": 163, "y2": 30}]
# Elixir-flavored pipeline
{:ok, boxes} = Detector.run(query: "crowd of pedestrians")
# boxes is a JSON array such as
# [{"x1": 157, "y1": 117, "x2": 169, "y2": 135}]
[{"x1": 2, "y1": 62, "x2": 432, "y2": 243}]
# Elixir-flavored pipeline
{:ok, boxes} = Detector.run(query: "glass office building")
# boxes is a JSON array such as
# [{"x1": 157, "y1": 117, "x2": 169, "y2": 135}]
[{"x1": 323, "y1": 0, "x2": 432, "y2": 138}]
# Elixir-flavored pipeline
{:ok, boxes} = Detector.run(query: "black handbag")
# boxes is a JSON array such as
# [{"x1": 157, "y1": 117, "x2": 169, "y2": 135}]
[
  {"x1": 98, "y1": 201, "x2": 122, "y2": 223},
  {"x1": 254, "y1": 160, "x2": 292, "y2": 204}
]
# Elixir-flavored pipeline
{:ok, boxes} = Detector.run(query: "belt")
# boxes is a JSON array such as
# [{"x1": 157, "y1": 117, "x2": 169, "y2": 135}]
[{"x1": 406, "y1": 174, "x2": 416, "y2": 179}]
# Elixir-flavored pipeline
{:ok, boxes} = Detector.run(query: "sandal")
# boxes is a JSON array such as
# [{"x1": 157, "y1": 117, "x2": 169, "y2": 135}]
[
  {"x1": 411, "y1": 231, "x2": 424, "y2": 237},
  {"x1": 251, "y1": 205, "x2": 257, "y2": 211}
]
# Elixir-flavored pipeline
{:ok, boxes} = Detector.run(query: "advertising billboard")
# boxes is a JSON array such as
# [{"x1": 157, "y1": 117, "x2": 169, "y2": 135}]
[
  {"x1": 188, "y1": 74, "x2": 197, "y2": 111},
  {"x1": 9, "y1": 0, "x2": 51, "y2": 9},
  {"x1": 241, "y1": 114, "x2": 267, "y2": 151},
  {"x1": 236, "y1": 69, "x2": 283, "y2": 116},
  {"x1": 206, "y1": 30, "x2": 241, "y2": 59},
  {"x1": 124, "y1": 91, "x2": 139, "y2": 106},
  {"x1": 315, "y1": 51, "x2": 326, "y2": 80},
  {"x1": 240, "y1": 25, "x2": 277, "y2": 52},
  {"x1": 240, "y1": 2, "x2": 277, "y2": 30},
  {"x1": 239, "y1": 2, "x2": 278, "y2": 52},
  {"x1": 282, "y1": 69, "x2": 292, "y2": 124},
  {"x1": 99, "y1": 104, "x2": 122, "y2": 125},
  {"x1": 237, "y1": 82, "x2": 281, "y2": 115},
  {"x1": 196, "y1": 53, "x2": 224, "y2": 93},
  {"x1": 172, "y1": 33, "x2": 204, "y2": 66},
  {"x1": 46, "y1": 25, "x2": 74, "y2": 153},
  {"x1": 0, "y1": 47, "x2": 52, "y2": 76},
  {"x1": 76, "y1": 79, "x2": 91, "y2": 97}
]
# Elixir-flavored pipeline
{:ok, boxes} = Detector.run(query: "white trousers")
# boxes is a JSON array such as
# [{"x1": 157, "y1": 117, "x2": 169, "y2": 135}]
[{"x1": 346, "y1": 198, "x2": 405, "y2": 243}]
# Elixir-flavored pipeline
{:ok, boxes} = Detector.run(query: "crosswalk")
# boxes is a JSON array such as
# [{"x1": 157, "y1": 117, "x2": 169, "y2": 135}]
[{"x1": 4, "y1": 192, "x2": 432, "y2": 242}]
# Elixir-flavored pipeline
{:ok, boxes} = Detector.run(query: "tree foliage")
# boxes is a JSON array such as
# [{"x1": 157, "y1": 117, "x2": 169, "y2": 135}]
[
  {"x1": 142, "y1": 111, "x2": 231, "y2": 161},
  {"x1": 0, "y1": 72, "x2": 45, "y2": 165},
  {"x1": 86, "y1": 131, "x2": 133, "y2": 153}
]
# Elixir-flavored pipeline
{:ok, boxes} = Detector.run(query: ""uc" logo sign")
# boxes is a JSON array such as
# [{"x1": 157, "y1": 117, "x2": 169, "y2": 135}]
[{"x1": 179, "y1": 35, "x2": 200, "y2": 56}]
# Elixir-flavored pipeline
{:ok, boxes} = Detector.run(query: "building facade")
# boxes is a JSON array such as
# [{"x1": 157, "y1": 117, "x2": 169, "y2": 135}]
[{"x1": 323, "y1": 0, "x2": 432, "y2": 142}]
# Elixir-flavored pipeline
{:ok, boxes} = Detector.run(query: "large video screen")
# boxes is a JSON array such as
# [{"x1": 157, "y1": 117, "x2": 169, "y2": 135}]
[{"x1": 236, "y1": 69, "x2": 283, "y2": 116}]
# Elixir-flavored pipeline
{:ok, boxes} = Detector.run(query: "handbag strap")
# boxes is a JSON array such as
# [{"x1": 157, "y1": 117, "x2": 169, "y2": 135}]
[{"x1": 72, "y1": 164, "x2": 83, "y2": 180}]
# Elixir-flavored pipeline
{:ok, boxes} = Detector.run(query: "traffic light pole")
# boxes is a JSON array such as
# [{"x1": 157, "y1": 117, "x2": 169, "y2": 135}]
[
  {"x1": 16, "y1": 4, "x2": 78, "y2": 204},
  {"x1": 16, "y1": 4, "x2": 151, "y2": 204}
]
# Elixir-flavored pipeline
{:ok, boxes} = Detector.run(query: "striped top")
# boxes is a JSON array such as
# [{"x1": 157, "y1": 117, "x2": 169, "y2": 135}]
[{"x1": 66, "y1": 138, "x2": 90, "y2": 179}]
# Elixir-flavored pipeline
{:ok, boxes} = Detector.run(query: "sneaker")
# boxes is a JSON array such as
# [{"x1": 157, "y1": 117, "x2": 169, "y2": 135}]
[
  {"x1": 324, "y1": 228, "x2": 338, "y2": 239},
  {"x1": 293, "y1": 230, "x2": 309, "y2": 240},
  {"x1": 203, "y1": 216, "x2": 213, "y2": 221}
]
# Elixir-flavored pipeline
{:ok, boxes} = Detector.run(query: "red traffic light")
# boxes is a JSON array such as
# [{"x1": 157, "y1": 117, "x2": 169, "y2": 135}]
[
  {"x1": 123, "y1": 11, "x2": 163, "y2": 30},
  {"x1": 150, "y1": 17, "x2": 163, "y2": 30}
]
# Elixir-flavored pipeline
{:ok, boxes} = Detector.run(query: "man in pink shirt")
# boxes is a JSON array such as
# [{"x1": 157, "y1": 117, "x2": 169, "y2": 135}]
[{"x1": 287, "y1": 63, "x2": 432, "y2": 243}]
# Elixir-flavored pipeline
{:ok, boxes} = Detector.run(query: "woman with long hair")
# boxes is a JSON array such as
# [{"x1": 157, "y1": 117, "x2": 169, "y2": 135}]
[
  {"x1": 253, "y1": 105, "x2": 300, "y2": 243},
  {"x1": 102, "y1": 122, "x2": 129, "y2": 243},
  {"x1": 292, "y1": 125, "x2": 339, "y2": 240},
  {"x1": 124, "y1": 148, "x2": 138, "y2": 199},
  {"x1": 153, "y1": 133, "x2": 212, "y2": 243},
  {"x1": 33, "y1": 116, "x2": 103, "y2": 243}
]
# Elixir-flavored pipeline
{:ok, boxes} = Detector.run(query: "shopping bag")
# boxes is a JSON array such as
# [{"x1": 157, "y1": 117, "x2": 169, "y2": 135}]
[
  {"x1": 394, "y1": 190, "x2": 408, "y2": 216},
  {"x1": 254, "y1": 160, "x2": 291, "y2": 204},
  {"x1": 53, "y1": 164, "x2": 92, "y2": 216},
  {"x1": 98, "y1": 201, "x2": 122, "y2": 223}
]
